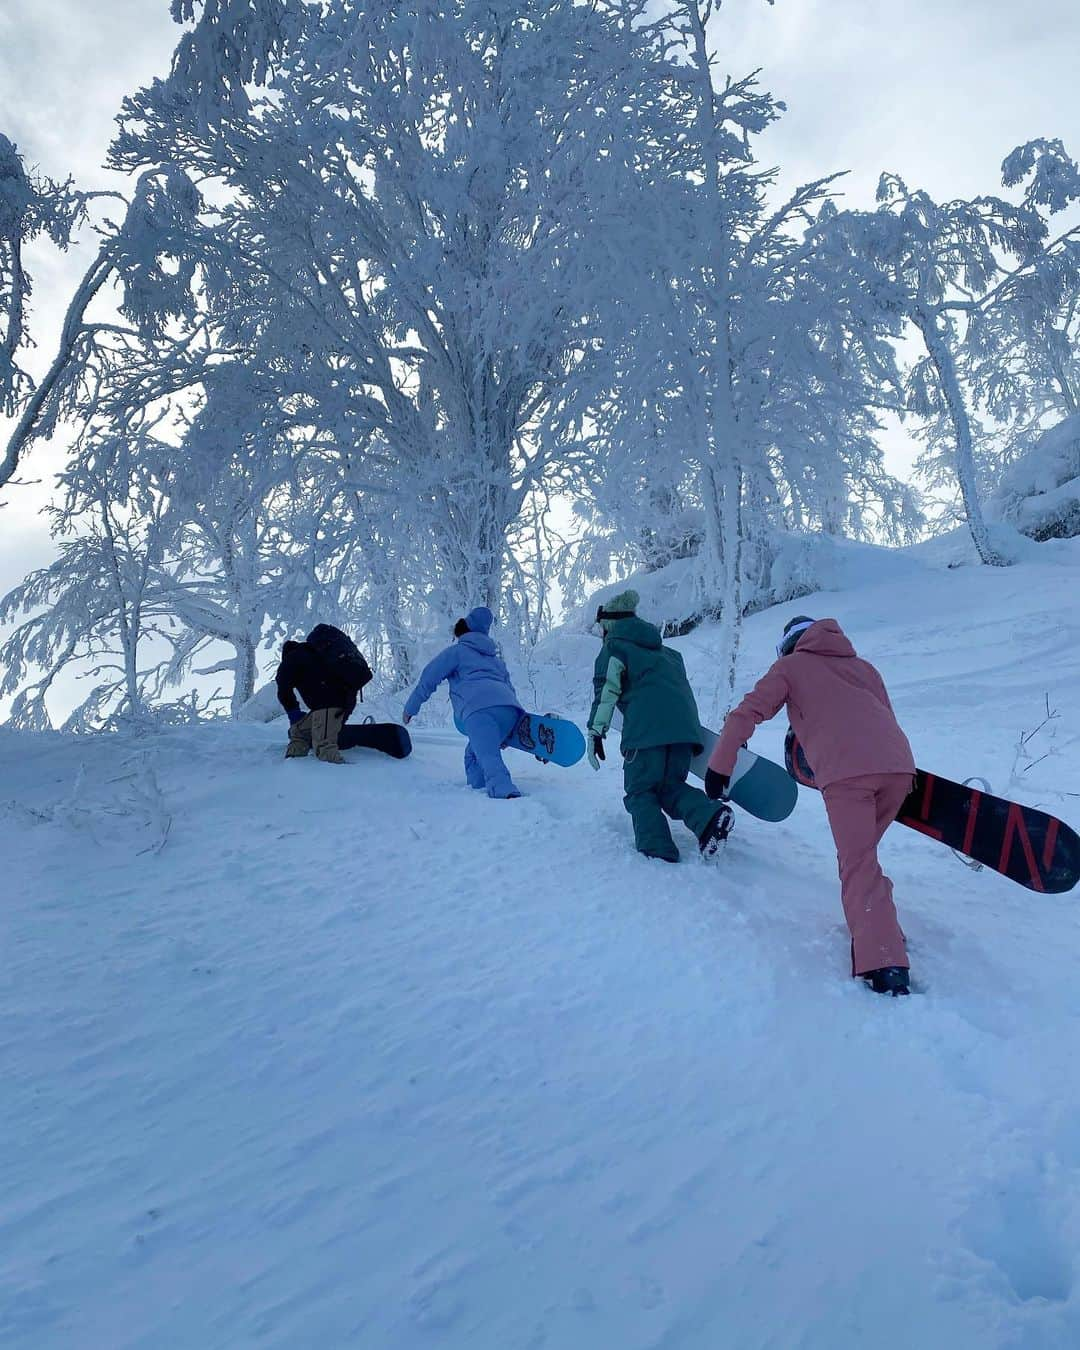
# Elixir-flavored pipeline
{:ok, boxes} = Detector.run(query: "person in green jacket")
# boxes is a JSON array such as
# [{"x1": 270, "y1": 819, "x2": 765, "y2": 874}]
[{"x1": 587, "y1": 589, "x2": 733, "y2": 863}]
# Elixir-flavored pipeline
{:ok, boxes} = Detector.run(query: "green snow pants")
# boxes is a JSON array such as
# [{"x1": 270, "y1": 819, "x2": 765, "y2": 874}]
[{"x1": 622, "y1": 743, "x2": 720, "y2": 863}]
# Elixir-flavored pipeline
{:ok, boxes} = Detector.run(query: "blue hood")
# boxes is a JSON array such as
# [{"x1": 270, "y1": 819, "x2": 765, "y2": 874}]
[
  {"x1": 466, "y1": 606, "x2": 494, "y2": 635},
  {"x1": 458, "y1": 631, "x2": 497, "y2": 658}
]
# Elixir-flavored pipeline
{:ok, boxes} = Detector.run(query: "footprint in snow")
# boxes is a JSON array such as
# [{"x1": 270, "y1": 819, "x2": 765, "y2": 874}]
[
  {"x1": 409, "y1": 1274, "x2": 466, "y2": 1331},
  {"x1": 955, "y1": 1164, "x2": 1075, "y2": 1305}
]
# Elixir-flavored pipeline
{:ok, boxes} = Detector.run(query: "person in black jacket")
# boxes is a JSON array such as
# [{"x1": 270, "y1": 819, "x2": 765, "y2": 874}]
[{"x1": 275, "y1": 625, "x2": 372, "y2": 764}]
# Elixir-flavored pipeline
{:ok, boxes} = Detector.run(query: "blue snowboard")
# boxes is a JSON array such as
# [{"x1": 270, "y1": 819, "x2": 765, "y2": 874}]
[
  {"x1": 689, "y1": 726, "x2": 798, "y2": 823},
  {"x1": 455, "y1": 711, "x2": 586, "y2": 767}
]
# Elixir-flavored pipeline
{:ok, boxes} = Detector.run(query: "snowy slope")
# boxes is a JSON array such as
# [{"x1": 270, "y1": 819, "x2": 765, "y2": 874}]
[{"x1": 4, "y1": 549, "x2": 1080, "y2": 1350}]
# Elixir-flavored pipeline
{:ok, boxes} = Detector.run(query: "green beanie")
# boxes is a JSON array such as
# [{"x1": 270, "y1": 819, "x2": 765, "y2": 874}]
[
  {"x1": 594, "y1": 588, "x2": 637, "y2": 629},
  {"x1": 598, "y1": 588, "x2": 639, "y2": 619}
]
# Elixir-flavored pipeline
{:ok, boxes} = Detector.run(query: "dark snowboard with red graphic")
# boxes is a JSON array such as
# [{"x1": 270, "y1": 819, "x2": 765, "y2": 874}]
[{"x1": 785, "y1": 728, "x2": 1080, "y2": 894}]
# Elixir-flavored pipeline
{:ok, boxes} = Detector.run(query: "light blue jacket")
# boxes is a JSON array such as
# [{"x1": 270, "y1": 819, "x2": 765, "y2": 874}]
[{"x1": 404, "y1": 614, "x2": 521, "y2": 723}]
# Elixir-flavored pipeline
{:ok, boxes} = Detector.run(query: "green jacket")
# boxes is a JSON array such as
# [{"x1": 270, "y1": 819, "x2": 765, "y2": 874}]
[{"x1": 587, "y1": 617, "x2": 705, "y2": 753}]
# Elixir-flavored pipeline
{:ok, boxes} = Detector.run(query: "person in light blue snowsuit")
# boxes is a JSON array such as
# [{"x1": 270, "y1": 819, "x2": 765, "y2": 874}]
[{"x1": 402, "y1": 607, "x2": 523, "y2": 799}]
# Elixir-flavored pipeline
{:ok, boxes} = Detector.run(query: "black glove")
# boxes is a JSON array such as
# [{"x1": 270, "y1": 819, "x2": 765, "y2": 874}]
[
  {"x1": 592, "y1": 734, "x2": 606, "y2": 762},
  {"x1": 704, "y1": 768, "x2": 730, "y2": 801}
]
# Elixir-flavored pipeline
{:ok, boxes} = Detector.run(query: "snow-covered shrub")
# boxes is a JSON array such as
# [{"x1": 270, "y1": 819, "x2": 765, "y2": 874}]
[{"x1": 988, "y1": 414, "x2": 1080, "y2": 541}]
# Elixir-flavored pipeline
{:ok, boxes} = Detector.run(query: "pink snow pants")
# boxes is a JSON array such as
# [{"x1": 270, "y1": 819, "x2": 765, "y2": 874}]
[{"x1": 821, "y1": 772, "x2": 914, "y2": 975}]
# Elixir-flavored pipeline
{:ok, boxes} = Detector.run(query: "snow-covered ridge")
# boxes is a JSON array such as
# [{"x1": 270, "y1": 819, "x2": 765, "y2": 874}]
[{"x1": 4, "y1": 548, "x2": 1080, "y2": 1348}]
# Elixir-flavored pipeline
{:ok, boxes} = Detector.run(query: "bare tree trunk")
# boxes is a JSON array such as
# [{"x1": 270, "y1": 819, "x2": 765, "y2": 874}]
[
  {"x1": 699, "y1": 453, "x2": 744, "y2": 721},
  {"x1": 684, "y1": 0, "x2": 745, "y2": 720},
  {"x1": 0, "y1": 232, "x2": 28, "y2": 413},
  {"x1": 1047, "y1": 324, "x2": 1078, "y2": 415},
  {"x1": 231, "y1": 634, "x2": 258, "y2": 716},
  {"x1": 914, "y1": 307, "x2": 1006, "y2": 566},
  {"x1": 437, "y1": 452, "x2": 509, "y2": 621},
  {"x1": 740, "y1": 466, "x2": 773, "y2": 607},
  {"x1": 97, "y1": 494, "x2": 144, "y2": 721},
  {"x1": 384, "y1": 588, "x2": 415, "y2": 692}
]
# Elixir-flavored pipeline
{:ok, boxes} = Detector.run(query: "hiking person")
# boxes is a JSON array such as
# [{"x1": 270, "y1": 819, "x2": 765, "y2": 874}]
[
  {"x1": 276, "y1": 623, "x2": 373, "y2": 764},
  {"x1": 587, "y1": 589, "x2": 733, "y2": 863},
  {"x1": 402, "y1": 606, "x2": 523, "y2": 799},
  {"x1": 705, "y1": 615, "x2": 916, "y2": 995}
]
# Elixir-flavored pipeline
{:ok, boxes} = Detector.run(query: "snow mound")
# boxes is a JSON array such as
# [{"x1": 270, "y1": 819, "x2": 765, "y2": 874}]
[
  {"x1": 990, "y1": 413, "x2": 1080, "y2": 540},
  {"x1": 580, "y1": 530, "x2": 926, "y2": 637},
  {"x1": 233, "y1": 678, "x2": 282, "y2": 722}
]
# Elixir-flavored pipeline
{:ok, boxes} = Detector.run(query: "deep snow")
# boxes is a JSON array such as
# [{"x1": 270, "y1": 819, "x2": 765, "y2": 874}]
[{"x1": 4, "y1": 546, "x2": 1080, "y2": 1349}]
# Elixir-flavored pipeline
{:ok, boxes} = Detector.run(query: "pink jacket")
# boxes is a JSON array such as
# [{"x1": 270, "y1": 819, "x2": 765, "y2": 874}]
[{"x1": 708, "y1": 619, "x2": 915, "y2": 788}]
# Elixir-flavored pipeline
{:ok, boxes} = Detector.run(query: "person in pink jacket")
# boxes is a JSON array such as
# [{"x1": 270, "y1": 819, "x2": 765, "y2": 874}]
[{"x1": 705, "y1": 615, "x2": 917, "y2": 995}]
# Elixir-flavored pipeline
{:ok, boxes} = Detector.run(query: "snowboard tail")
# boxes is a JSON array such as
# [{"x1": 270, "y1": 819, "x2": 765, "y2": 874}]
[
  {"x1": 339, "y1": 721, "x2": 412, "y2": 759},
  {"x1": 454, "y1": 711, "x2": 586, "y2": 767},
  {"x1": 897, "y1": 772, "x2": 1079, "y2": 893},
  {"x1": 690, "y1": 727, "x2": 798, "y2": 823},
  {"x1": 785, "y1": 728, "x2": 1080, "y2": 894}
]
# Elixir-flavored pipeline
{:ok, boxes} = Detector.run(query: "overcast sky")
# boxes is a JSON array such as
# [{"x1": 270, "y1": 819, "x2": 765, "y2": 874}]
[{"x1": 1, "y1": 0, "x2": 1078, "y2": 596}]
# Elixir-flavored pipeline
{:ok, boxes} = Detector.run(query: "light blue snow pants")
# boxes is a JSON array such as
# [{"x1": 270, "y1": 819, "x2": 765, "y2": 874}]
[{"x1": 462, "y1": 705, "x2": 521, "y2": 798}]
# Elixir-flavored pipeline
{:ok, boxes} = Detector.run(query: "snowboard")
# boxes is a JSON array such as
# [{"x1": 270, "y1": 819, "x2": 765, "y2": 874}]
[
  {"x1": 454, "y1": 711, "x2": 586, "y2": 767},
  {"x1": 785, "y1": 728, "x2": 1080, "y2": 894},
  {"x1": 688, "y1": 728, "x2": 799, "y2": 823},
  {"x1": 339, "y1": 721, "x2": 413, "y2": 759}
]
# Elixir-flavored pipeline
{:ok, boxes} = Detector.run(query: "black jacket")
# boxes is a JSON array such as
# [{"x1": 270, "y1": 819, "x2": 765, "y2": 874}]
[{"x1": 275, "y1": 640, "x2": 362, "y2": 719}]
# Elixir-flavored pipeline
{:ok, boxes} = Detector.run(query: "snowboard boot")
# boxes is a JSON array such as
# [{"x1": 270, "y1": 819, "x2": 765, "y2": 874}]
[
  {"x1": 311, "y1": 707, "x2": 345, "y2": 763},
  {"x1": 286, "y1": 715, "x2": 312, "y2": 758},
  {"x1": 699, "y1": 804, "x2": 735, "y2": 860},
  {"x1": 862, "y1": 966, "x2": 911, "y2": 997}
]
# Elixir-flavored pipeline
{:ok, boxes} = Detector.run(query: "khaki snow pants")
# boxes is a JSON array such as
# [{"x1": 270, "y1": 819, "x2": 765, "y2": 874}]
[
  {"x1": 286, "y1": 708, "x2": 346, "y2": 763},
  {"x1": 821, "y1": 772, "x2": 914, "y2": 975}
]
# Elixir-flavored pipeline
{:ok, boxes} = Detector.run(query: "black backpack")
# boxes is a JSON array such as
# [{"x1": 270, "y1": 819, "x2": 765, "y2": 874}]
[{"x1": 306, "y1": 623, "x2": 373, "y2": 698}]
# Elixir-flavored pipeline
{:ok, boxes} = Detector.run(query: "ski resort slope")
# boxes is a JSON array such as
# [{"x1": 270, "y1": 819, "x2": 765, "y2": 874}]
[{"x1": 4, "y1": 548, "x2": 1080, "y2": 1350}]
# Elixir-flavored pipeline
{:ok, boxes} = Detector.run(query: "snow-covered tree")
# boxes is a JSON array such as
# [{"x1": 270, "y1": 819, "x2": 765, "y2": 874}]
[
  {"x1": 845, "y1": 176, "x2": 1039, "y2": 564},
  {"x1": 0, "y1": 134, "x2": 88, "y2": 486},
  {"x1": 574, "y1": 17, "x2": 920, "y2": 666},
  {"x1": 0, "y1": 427, "x2": 182, "y2": 729},
  {"x1": 14, "y1": 0, "x2": 1077, "y2": 732},
  {"x1": 104, "y1": 0, "x2": 684, "y2": 635},
  {"x1": 952, "y1": 142, "x2": 1080, "y2": 488},
  {"x1": 823, "y1": 142, "x2": 1080, "y2": 563},
  {"x1": 1, "y1": 163, "x2": 206, "y2": 496}
]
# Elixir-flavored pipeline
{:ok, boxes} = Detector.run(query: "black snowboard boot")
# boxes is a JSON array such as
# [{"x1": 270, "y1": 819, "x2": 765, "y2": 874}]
[
  {"x1": 862, "y1": 966, "x2": 911, "y2": 996},
  {"x1": 699, "y1": 804, "x2": 735, "y2": 860}
]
